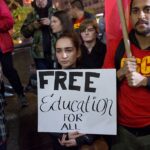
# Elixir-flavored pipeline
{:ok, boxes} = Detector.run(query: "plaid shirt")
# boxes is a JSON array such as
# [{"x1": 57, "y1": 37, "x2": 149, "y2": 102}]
[{"x1": 0, "y1": 94, "x2": 6, "y2": 144}]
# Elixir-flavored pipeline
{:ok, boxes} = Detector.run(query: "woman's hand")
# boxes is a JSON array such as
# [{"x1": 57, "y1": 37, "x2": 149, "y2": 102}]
[
  {"x1": 68, "y1": 131, "x2": 84, "y2": 139},
  {"x1": 58, "y1": 134, "x2": 77, "y2": 147},
  {"x1": 58, "y1": 131, "x2": 85, "y2": 147}
]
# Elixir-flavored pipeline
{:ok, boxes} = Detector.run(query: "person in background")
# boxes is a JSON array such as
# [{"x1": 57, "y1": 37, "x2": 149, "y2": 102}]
[
  {"x1": 21, "y1": 0, "x2": 55, "y2": 91},
  {"x1": 0, "y1": 0, "x2": 28, "y2": 108},
  {"x1": 103, "y1": 0, "x2": 150, "y2": 149},
  {"x1": 79, "y1": 19, "x2": 106, "y2": 68},
  {"x1": 69, "y1": 0, "x2": 95, "y2": 32},
  {"x1": 50, "y1": 10, "x2": 73, "y2": 68},
  {"x1": 21, "y1": 0, "x2": 54, "y2": 70}
]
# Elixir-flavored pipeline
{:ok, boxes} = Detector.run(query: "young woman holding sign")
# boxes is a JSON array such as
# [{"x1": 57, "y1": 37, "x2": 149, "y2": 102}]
[
  {"x1": 50, "y1": 32, "x2": 100, "y2": 150},
  {"x1": 51, "y1": 31, "x2": 109, "y2": 150}
]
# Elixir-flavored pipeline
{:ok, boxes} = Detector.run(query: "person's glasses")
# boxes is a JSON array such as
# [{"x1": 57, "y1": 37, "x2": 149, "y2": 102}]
[{"x1": 81, "y1": 28, "x2": 95, "y2": 33}]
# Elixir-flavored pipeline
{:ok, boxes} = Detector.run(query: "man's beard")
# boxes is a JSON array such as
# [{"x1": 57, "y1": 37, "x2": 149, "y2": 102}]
[
  {"x1": 135, "y1": 19, "x2": 150, "y2": 36},
  {"x1": 135, "y1": 28, "x2": 150, "y2": 37}
]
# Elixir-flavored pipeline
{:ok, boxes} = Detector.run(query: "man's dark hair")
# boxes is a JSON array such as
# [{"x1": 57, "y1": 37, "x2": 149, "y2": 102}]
[
  {"x1": 130, "y1": 0, "x2": 134, "y2": 14},
  {"x1": 71, "y1": 0, "x2": 84, "y2": 10}
]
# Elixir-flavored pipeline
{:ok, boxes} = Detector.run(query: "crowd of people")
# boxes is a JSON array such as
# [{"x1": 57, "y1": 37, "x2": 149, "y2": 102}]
[{"x1": 0, "y1": 0, "x2": 150, "y2": 149}]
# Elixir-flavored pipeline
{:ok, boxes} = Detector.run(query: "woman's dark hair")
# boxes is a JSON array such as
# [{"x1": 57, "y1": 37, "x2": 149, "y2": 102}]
[
  {"x1": 55, "y1": 32, "x2": 81, "y2": 59},
  {"x1": 52, "y1": 10, "x2": 73, "y2": 33}
]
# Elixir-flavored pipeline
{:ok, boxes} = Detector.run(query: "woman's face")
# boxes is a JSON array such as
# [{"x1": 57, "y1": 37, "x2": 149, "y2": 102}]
[
  {"x1": 56, "y1": 37, "x2": 79, "y2": 69},
  {"x1": 50, "y1": 16, "x2": 63, "y2": 33}
]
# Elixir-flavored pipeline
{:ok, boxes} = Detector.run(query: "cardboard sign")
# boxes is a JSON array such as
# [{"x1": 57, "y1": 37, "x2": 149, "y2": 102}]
[{"x1": 37, "y1": 69, "x2": 116, "y2": 135}]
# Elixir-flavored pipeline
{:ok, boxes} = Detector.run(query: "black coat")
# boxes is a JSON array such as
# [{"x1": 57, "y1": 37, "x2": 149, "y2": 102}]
[{"x1": 80, "y1": 38, "x2": 106, "y2": 68}]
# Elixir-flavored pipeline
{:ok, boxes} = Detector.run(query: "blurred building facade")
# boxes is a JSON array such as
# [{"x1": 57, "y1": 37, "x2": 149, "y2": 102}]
[
  {"x1": 20, "y1": 0, "x2": 104, "y2": 14},
  {"x1": 53, "y1": 0, "x2": 104, "y2": 14}
]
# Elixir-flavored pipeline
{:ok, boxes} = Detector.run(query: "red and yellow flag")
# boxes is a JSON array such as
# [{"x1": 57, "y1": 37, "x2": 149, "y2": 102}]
[{"x1": 105, "y1": 0, "x2": 131, "y2": 51}]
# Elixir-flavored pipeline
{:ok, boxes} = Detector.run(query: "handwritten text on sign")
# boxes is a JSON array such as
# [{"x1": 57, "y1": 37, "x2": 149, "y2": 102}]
[{"x1": 37, "y1": 69, "x2": 116, "y2": 135}]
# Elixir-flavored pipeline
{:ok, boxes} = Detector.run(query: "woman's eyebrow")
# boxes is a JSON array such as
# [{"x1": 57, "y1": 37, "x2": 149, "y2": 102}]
[{"x1": 56, "y1": 47, "x2": 73, "y2": 49}]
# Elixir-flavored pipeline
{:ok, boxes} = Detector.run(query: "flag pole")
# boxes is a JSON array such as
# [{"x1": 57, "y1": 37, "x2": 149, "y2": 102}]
[{"x1": 117, "y1": 0, "x2": 132, "y2": 58}]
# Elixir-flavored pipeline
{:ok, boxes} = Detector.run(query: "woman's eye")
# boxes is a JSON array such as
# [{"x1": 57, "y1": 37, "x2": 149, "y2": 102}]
[
  {"x1": 66, "y1": 49, "x2": 72, "y2": 52},
  {"x1": 65, "y1": 47, "x2": 74, "y2": 53},
  {"x1": 56, "y1": 49, "x2": 61, "y2": 53}
]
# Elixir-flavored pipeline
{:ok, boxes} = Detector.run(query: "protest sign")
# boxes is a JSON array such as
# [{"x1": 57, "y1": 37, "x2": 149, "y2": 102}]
[{"x1": 37, "y1": 69, "x2": 116, "y2": 135}]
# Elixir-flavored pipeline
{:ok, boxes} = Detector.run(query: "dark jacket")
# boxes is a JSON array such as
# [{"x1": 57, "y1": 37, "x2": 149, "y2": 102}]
[
  {"x1": 84, "y1": 11, "x2": 95, "y2": 20},
  {"x1": 72, "y1": 11, "x2": 95, "y2": 23},
  {"x1": 80, "y1": 38, "x2": 106, "y2": 68}
]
